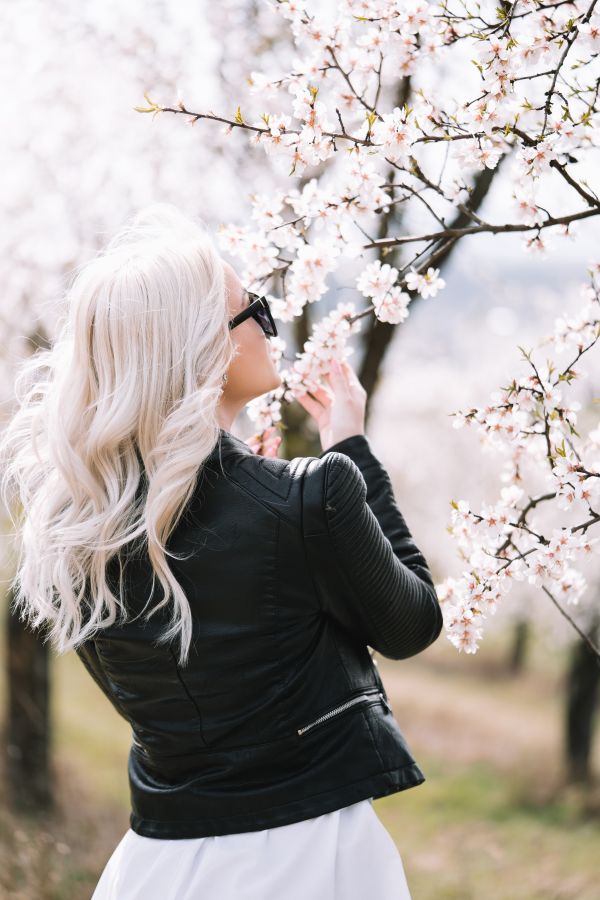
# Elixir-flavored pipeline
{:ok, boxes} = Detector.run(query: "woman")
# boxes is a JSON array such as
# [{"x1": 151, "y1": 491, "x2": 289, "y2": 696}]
[{"x1": 1, "y1": 203, "x2": 443, "y2": 899}]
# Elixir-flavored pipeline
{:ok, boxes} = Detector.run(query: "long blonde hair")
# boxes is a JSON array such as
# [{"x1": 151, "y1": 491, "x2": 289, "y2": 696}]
[{"x1": 0, "y1": 202, "x2": 235, "y2": 666}]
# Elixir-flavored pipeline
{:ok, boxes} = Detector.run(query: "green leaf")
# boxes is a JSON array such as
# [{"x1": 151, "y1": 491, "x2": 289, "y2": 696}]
[{"x1": 133, "y1": 92, "x2": 160, "y2": 113}]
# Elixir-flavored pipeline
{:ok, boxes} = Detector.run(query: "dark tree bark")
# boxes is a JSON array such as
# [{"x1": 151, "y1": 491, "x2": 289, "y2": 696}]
[
  {"x1": 3, "y1": 324, "x2": 54, "y2": 813},
  {"x1": 360, "y1": 164, "x2": 500, "y2": 414},
  {"x1": 565, "y1": 612, "x2": 600, "y2": 784},
  {"x1": 508, "y1": 618, "x2": 530, "y2": 674},
  {"x1": 280, "y1": 72, "x2": 506, "y2": 454},
  {"x1": 4, "y1": 588, "x2": 54, "y2": 812}
]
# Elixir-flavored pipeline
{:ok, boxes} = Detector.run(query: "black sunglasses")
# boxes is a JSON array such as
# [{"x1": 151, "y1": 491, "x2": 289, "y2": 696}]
[{"x1": 228, "y1": 292, "x2": 278, "y2": 338}]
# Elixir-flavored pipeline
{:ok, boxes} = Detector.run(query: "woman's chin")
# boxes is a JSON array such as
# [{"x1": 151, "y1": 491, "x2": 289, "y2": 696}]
[{"x1": 252, "y1": 372, "x2": 282, "y2": 400}]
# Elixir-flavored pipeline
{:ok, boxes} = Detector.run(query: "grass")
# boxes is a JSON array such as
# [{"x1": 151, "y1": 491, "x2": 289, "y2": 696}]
[
  {"x1": 372, "y1": 630, "x2": 600, "y2": 899},
  {"x1": 0, "y1": 623, "x2": 598, "y2": 899},
  {"x1": 374, "y1": 758, "x2": 600, "y2": 899}
]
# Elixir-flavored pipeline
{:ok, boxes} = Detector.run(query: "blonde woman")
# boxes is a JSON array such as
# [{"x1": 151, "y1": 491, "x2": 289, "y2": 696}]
[{"x1": 1, "y1": 203, "x2": 443, "y2": 899}]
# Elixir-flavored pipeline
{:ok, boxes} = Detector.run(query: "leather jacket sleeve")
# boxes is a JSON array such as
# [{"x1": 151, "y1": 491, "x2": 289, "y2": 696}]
[{"x1": 301, "y1": 432, "x2": 443, "y2": 660}]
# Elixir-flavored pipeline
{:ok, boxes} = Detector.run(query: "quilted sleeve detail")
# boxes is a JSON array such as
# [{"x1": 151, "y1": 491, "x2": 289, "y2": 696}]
[{"x1": 301, "y1": 434, "x2": 443, "y2": 660}]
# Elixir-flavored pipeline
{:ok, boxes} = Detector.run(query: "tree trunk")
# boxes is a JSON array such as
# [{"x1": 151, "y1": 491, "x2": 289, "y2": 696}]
[
  {"x1": 282, "y1": 84, "x2": 504, "y2": 452},
  {"x1": 4, "y1": 589, "x2": 53, "y2": 812},
  {"x1": 508, "y1": 618, "x2": 530, "y2": 674},
  {"x1": 565, "y1": 613, "x2": 600, "y2": 784}
]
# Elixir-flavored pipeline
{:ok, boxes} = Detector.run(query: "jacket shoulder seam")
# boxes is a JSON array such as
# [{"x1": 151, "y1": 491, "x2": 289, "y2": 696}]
[{"x1": 223, "y1": 456, "x2": 310, "y2": 530}]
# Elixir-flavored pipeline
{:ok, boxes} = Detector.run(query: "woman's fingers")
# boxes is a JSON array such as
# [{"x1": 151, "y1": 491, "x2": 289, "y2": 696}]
[
  {"x1": 257, "y1": 426, "x2": 282, "y2": 457},
  {"x1": 310, "y1": 385, "x2": 333, "y2": 405},
  {"x1": 342, "y1": 359, "x2": 359, "y2": 383},
  {"x1": 296, "y1": 389, "x2": 329, "y2": 418},
  {"x1": 332, "y1": 359, "x2": 365, "y2": 400},
  {"x1": 262, "y1": 437, "x2": 282, "y2": 457},
  {"x1": 326, "y1": 360, "x2": 351, "y2": 396},
  {"x1": 248, "y1": 427, "x2": 272, "y2": 451}
]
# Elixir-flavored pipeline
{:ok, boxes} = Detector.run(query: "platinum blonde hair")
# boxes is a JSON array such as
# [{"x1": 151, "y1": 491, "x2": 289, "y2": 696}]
[{"x1": 0, "y1": 202, "x2": 235, "y2": 667}]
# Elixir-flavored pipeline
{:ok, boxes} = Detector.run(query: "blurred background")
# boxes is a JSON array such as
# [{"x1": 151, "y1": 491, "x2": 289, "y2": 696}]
[{"x1": 1, "y1": 1, "x2": 599, "y2": 897}]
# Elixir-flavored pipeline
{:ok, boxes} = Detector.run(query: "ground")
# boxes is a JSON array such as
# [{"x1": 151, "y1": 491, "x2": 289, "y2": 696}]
[{"x1": 0, "y1": 628, "x2": 598, "y2": 899}]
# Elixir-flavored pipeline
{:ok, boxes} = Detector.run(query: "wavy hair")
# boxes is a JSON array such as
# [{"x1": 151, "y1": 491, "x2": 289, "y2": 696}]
[{"x1": 0, "y1": 202, "x2": 235, "y2": 666}]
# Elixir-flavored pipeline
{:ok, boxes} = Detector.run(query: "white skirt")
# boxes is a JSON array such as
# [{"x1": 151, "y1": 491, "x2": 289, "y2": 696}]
[{"x1": 91, "y1": 798, "x2": 412, "y2": 899}]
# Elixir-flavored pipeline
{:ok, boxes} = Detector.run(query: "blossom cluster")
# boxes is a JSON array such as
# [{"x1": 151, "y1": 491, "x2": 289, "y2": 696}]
[
  {"x1": 201, "y1": 0, "x2": 600, "y2": 438},
  {"x1": 438, "y1": 265, "x2": 600, "y2": 653},
  {"x1": 173, "y1": 0, "x2": 600, "y2": 651}
]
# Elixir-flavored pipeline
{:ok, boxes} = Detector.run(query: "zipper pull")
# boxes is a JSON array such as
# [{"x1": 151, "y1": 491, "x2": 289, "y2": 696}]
[{"x1": 379, "y1": 692, "x2": 392, "y2": 714}]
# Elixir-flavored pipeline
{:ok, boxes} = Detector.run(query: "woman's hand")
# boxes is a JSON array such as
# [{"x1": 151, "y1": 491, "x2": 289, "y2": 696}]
[
  {"x1": 296, "y1": 358, "x2": 366, "y2": 452},
  {"x1": 248, "y1": 425, "x2": 282, "y2": 457}
]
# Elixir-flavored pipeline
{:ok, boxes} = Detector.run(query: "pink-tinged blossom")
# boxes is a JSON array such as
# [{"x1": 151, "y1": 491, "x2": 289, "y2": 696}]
[
  {"x1": 287, "y1": 177, "x2": 328, "y2": 220},
  {"x1": 356, "y1": 259, "x2": 399, "y2": 301},
  {"x1": 452, "y1": 137, "x2": 504, "y2": 172},
  {"x1": 578, "y1": 14, "x2": 600, "y2": 52},
  {"x1": 555, "y1": 568, "x2": 588, "y2": 606},
  {"x1": 242, "y1": 234, "x2": 280, "y2": 279},
  {"x1": 282, "y1": 239, "x2": 339, "y2": 321},
  {"x1": 546, "y1": 117, "x2": 586, "y2": 153},
  {"x1": 444, "y1": 179, "x2": 470, "y2": 204},
  {"x1": 217, "y1": 223, "x2": 250, "y2": 256},
  {"x1": 283, "y1": 301, "x2": 362, "y2": 399},
  {"x1": 405, "y1": 266, "x2": 445, "y2": 298},
  {"x1": 513, "y1": 188, "x2": 545, "y2": 226},
  {"x1": 386, "y1": 30, "x2": 419, "y2": 75},
  {"x1": 450, "y1": 412, "x2": 472, "y2": 429},
  {"x1": 437, "y1": 269, "x2": 600, "y2": 650},
  {"x1": 503, "y1": 556, "x2": 531, "y2": 587},
  {"x1": 247, "y1": 70, "x2": 280, "y2": 96},
  {"x1": 250, "y1": 190, "x2": 287, "y2": 231},
  {"x1": 465, "y1": 98, "x2": 503, "y2": 135},
  {"x1": 396, "y1": 0, "x2": 433, "y2": 34},
  {"x1": 344, "y1": 155, "x2": 393, "y2": 212},
  {"x1": 266, "y1": 335, "x2": 286, "y2": 368},
  {"x1": 476, "y1": 35, "x2": 511, "y2": 68},
  {"x1": 515, "y1": 32, "x2": 552, "y2": 68},
  {"x1": 356, "y1": 26, "x2": 390, "y2": 53},
  {"x1": 516, "y1": 137, "x2": 558, "y2": 177},
  {"x1": 523, "y1": 235, "x2": 547, "y2": 255},
  {"x1": 438, "y1": 579, "x2": 487, "y2": 654},
  {"x1": 269, "y1": 112, "x2": 293, "y2": 135},
  {"x1": 547, "y1": 287, "x2": 600, "y2": 353},
  {"x1": 373, "y1": 287, "x2": 411, "y2": 324},
  {"x1": 371, "y1": 106, "x2": 418, "y2": 165},
  {"x1": 473, "y1": 501, "x2": 513, "y2": 545},
  {"x1": 245, "y1": 389, "x2": 285, "y2": 434}
]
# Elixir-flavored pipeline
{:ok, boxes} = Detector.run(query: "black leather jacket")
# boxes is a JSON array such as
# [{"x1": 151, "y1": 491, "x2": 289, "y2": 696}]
[{"x1": 75, "y1": 429, "x2": 443, "y2": 839}]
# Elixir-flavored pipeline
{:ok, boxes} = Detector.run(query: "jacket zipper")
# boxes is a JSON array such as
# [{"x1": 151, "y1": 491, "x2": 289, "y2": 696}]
[
  {"x1": 132, "y1": 735, "x2": 148, "y2": 755},
  {"x1": 297, "y1": 689, "x2": 392, "y2": 736}
]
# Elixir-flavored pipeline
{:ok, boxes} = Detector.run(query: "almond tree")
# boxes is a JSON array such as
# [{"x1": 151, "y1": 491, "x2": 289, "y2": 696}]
[
  {"x1": 140, "y1": 1, "x2": 600, "y2": 783},
  {"x1": 139, "y1": 0, "x2": 600, "y2": 625}
]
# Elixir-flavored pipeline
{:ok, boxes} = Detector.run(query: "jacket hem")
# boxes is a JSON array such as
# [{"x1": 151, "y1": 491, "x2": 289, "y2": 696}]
[{"x1": 128, "y1": 763, "x2": 425, "y2": 839}]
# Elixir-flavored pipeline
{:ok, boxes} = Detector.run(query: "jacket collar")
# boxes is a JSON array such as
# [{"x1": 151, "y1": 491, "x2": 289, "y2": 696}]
[{"x1": 208, "y1": 427, "x2": 256, "y2": 461}]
